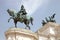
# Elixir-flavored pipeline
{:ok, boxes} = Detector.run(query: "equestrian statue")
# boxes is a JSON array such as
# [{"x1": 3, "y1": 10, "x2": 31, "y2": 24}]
[{"x1": 7, "y1": 5, "x2": 33, "y2": 30}]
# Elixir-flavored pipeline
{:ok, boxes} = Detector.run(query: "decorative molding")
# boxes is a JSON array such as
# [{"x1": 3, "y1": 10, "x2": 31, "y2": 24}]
[{"x1": 5, "y1": 28, "x2": 38, "y2": 40}]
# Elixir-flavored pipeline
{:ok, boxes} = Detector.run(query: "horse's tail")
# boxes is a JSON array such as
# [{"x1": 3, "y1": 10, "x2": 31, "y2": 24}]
[{"x1": 30, "y1": 17, "x2": 33, "y2": 25}]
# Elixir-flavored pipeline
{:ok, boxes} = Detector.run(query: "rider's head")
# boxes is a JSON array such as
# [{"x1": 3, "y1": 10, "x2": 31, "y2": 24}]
[{"x1": 21, "y1": 5, "x2": 24, "y2": 10}]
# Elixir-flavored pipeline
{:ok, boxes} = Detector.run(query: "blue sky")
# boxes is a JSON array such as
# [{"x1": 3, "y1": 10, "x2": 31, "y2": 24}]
[{"x1": 0, "y1": 0, "x2": 60, "y2": 40}]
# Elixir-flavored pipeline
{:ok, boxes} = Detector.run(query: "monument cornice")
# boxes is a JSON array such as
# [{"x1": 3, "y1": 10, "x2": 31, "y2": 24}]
[{"x1": 5, "y1": 27, "x2": 38, "y2": 40}]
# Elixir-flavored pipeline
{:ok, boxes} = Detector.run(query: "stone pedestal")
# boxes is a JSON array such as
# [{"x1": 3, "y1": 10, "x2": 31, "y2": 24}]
[{"x1": 5, "y1": 28, "x2": 38, "y2": 40}]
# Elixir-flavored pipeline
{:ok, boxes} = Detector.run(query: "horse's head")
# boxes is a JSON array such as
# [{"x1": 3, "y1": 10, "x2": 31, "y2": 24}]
[
  {"x1": 7, "y1": 9, "x2": 14, "y2": 14},
  {"x1": 7, "y1": 9, "x2": 15, "y2": 17},
  {"x1": 7, "y1": 9, "x2": 18, "y2": 27}
]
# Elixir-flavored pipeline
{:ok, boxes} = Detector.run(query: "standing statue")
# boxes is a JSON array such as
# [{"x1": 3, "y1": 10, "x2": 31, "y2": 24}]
[
  {"x1": 7, "y1": 5, "x2": 33, "y2": 29},
  {"x1": 42, "y1": 13, "x2": 56, "y2": 26}
]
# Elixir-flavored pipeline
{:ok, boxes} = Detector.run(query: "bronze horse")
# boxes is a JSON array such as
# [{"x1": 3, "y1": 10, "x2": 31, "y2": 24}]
[{"x1": 7, "y1": 5, "x2": 33, "y2": 29}]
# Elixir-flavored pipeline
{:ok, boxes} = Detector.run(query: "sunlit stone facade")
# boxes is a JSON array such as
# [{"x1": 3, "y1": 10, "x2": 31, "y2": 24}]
[
  {"x1": 5, "y1": 22, "x2": 60, "y2": 40},
  {"x1": 36, "y1": 22, "x2": 60, "y2": 40},
  {"x1": 5, "y1": 28, "x2": 38, "y2": 40}
]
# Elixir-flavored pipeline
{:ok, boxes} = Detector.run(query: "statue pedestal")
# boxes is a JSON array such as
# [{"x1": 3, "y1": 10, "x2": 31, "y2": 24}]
[{"x1": 5, "y1": 27, "x2": 38, "y2": 40}]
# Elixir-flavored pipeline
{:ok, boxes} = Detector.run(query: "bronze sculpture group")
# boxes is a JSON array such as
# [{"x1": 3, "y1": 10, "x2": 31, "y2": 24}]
[
  {"x1": 7, "y1": 5, "x2": 33, "y2": 29},
  {"x1": 42, "y1": 13, "x2": 56, "y2": 26},
  {"x1": 7, "y1": 4, "x2": 56, "y2": 29}
]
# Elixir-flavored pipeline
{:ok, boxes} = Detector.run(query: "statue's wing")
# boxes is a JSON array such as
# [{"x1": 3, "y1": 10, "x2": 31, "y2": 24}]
[
  {"x1": 45, "y1": 17, "x2": 49, "y2": 22},
  {"x1": 7, "y1": 9, "x2": 14, "y2": 16},
  {"x1": 42, "y1": 20, "x2": 46, "y2": 26},
  {"x1": 51, "y1": 13, "x2": 56, "y2": 18}
]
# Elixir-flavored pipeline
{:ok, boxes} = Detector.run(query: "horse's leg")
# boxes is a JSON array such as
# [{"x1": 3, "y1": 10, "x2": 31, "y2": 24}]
[
  {"x1": 14, "y1": 21, "x2": 17, "y2": 28},
  {"x1": 27, "y1": 25, "x2": 30, "y2": 30},
  {"x1": 26, "y1": 21, "x2": 30, "y2": 30},
  {"x1": 24, "y1": 20, "x2": 30, "y2": 29},
  {"x1": 8, "y1": 17, "x2": 13, "y2": 22},
  {"x1": 26, "y1": 20, "x2": 31, "y2": 29},
  {"x1": 15, "y1": 22, "x2": 17, "y2": 28},
  {"x1": 30, "y1": 17, "x2": 33, "y2": 25},
  {"x1": 25, "y1": 24, "x2": 30, "y2": 30},
  {"x1": 24, "y1": 23, "x2": 28, "y2": 29}
]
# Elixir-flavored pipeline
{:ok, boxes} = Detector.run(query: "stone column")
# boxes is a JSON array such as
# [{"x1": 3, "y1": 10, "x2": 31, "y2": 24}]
[{"x1": 5, "y1": 28, "x2": 38, "y2": 40}]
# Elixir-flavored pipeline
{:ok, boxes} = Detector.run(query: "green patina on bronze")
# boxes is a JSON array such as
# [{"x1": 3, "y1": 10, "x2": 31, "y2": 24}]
[{"x1": 7, "y1": 5, "x2": 33, "y2": 30}]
